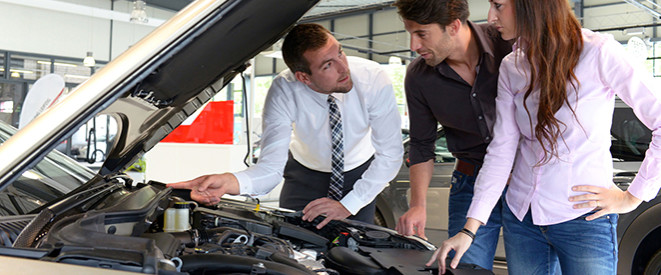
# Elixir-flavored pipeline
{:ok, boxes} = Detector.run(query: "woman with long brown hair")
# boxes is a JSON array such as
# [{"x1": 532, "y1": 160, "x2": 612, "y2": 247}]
[{"x1": 430, "y1": 0, "x2": 661, "y2": 274}]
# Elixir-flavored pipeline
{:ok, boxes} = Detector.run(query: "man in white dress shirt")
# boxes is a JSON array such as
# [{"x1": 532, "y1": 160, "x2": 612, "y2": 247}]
[{"x1": 169, "y1": 23, "x2": 403, "y2": 229}]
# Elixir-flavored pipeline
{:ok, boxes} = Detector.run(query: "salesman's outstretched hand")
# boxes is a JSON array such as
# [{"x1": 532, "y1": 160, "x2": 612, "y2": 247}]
[
  {"x1": 302, "y1": 198, "x2": 351, "y2": 229},
  {"x1": 167, "y1": 173, "x2": 240, "y2": 205}
]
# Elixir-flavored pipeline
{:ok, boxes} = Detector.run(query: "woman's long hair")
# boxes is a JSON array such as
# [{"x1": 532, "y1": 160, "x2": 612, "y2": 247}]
[{"x1": 515, "y1": 0, "x2": 583, "y2": 165}]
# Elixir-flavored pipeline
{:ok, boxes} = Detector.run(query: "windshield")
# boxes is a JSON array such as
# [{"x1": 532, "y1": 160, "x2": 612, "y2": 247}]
[
  {"x1": 611, "y1": 104, "x2": 651, "y2": 162},
  {"x1": 0, "y1": 123, "x2": 94, "y2": 215}
]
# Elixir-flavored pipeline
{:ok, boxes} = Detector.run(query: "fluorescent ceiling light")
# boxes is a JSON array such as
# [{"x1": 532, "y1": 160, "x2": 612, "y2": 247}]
[
  {"x1": 64, "y1": 74, "x2": 90, "y2": 79},
  {"x1": 37, "y1": 61, "x2": 78, "y2": 67},
  {"x1": 56, "y1": 62, "x2": 79, "y2": 67},
  {"x1": 10, "y1": 69, "x2": 34, "y2": 74},
  {"x1": 624, "y1": 27, "x2": 645, "y2": 36}
]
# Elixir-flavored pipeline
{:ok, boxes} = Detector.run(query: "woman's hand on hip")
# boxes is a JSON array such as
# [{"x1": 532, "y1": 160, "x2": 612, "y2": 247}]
[{"x1": 570, "y1": 183, "x2": 643, "y2": 221}]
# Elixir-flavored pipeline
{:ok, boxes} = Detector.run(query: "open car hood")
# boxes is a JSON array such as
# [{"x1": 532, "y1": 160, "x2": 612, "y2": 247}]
[
  {"x1": 0, "y1": 1, "x2": 503, "y2": 274},
  {"x1": 0, "y1": 0, "x2": 318, "y2": 187}
]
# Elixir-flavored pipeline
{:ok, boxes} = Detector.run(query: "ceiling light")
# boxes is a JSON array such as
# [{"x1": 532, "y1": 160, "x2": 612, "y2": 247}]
[
  {"x1": 389, "y1": 56, "x2": 403, "y2": 65},
  {"x1": 624, "y1": 27, "x2": 645, "y2": 36},
  {"x1": 55, "y1": 62, "x2": 79, "y2": 67},
  {"x1": 37, "y1": 60, "x2": 78, "y2": 67},
  {"x1": 83, "y1": 51, "x2": 96, "y2": 67},
  {"x1": 10, "y1": 72, "x2": 20, "y2": 78},
  {"x1": 64, "y1": 74, "x2": 90, "y2": 79},
  {"x1": 10, "y1": 69, "x2": 34, "y2": 74},
  {"x1": 130, "y1": 0, "x2": 149, "y2": 24}
]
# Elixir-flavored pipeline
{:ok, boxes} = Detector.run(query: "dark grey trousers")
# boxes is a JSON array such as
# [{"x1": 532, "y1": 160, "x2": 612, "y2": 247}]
[{"x1": 280, "y1": 153, "x2": 375, "y2": 224}]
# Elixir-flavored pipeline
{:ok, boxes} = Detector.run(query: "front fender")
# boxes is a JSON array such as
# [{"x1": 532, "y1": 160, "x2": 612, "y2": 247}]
[{"x1": 375, "y1": 191, "x2": 396, "y2": 229}]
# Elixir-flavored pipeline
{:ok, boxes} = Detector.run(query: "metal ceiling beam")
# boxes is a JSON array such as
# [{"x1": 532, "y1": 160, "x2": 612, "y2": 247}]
[
  {"x1": 622, "y1": 0, "x2": 661, "y2": 19},
  {"x1": 302, "y1": 2, "x2": 394, "y2": 22},
  {"x1": 593, "y1": 22, "x2": 661, "y2": 32},
  {"x1": 144, "y1": 0, "x2": 192, "y2": 11}
]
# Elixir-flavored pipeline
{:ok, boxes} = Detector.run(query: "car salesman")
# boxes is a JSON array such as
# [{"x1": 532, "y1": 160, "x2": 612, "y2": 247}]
[{"x1": 169, "y1": 23, "x2": 403, "y2": 229}]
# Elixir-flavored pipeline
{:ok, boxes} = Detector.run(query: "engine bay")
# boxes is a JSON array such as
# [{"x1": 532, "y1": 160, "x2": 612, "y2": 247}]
[{"x1": 0, "y1": 176, "x2": 493, "y2": 275}]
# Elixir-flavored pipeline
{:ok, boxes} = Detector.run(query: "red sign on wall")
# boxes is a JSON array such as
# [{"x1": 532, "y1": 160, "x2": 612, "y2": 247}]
[{"x1": 162, "y1": 101, "x2": 234, "y2": 144}]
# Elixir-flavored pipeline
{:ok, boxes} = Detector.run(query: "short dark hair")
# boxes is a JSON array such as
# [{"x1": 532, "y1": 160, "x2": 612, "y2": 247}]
[
  {"x1": 393, "y1": 0, "x2": 469, "y2": 26},
  {"x1": 281, "y1": 23, "x2": 332, "y2": 74}
]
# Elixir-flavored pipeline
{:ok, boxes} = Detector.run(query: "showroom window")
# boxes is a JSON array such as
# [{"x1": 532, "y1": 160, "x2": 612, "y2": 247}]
[
  {"x1": 53, "y1": 59, "x2": 93, "y2": 84},
  {"x1": 252, "y1": 76, "x2": 274, "y2": 115},
  {"x1": 8, "y1": 55, "x2": 95, "y2": 83},
  {"x1": 652, "y1": 41, "x2": 661, "y2": 78},
  {"x1": 0, "y1": 50, "x2": 107, "y2": 160},
  {"x1": 9, "y1": 54, "x2": 51, "y2": 81},
  {"x1": 0, "y1": 82, "x2": 24, "y2": 126},
  {"x1": 3, "y1": 51, "x2": 103, "y2": 82},
  {"x1": 0, "y1": 51, "x2": 106, "y2": 127},
  {"x1": 0, "y1": 52, "x2": 4, "y2": 79}
]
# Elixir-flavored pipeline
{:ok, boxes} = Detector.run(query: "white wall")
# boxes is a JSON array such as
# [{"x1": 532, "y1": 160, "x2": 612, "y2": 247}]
[
  {"x1": 144, "y1": 143, "x2": 249, "y2": 183},
  {"x1": 143, "y1": 142, "x2": 284, "y2": 203},
  {"x1": 0, "y1": 0, "x2": 175, "y2": 61}
]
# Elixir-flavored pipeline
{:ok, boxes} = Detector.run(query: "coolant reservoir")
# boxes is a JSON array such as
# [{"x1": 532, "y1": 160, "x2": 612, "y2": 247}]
[{"x1": 164, "y1": 202, "x2": 192, "y2": 232}]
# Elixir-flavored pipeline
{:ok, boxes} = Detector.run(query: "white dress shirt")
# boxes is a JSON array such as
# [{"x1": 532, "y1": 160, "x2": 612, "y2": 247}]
[
  {"x1": 233, "y1": 56, "x2": 404, "y2": 214},
  {"x1": 468, "y1": 29, "x2": 661, "y2": 226}
]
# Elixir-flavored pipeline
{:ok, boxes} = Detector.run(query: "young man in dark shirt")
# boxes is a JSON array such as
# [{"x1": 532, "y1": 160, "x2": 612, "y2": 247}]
[{"x1": 393, "y1": 0, "x2": 511, "y2": 270}]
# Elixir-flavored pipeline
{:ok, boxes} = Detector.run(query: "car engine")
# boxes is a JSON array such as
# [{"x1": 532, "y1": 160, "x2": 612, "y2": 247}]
[{"x1": 0, "y1": 176, "x2": 459, "y2": 275}]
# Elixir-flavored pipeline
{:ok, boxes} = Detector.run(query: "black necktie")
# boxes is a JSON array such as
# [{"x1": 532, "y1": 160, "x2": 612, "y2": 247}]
[{"x1": 327, "y1": 95, "x2": 344, "y2": 201}]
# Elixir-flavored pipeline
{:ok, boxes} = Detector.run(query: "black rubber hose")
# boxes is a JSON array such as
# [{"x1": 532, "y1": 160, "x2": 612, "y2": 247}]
[
  {"x1": 12, "y1": 209, "x2": 55, "y2": 248},
  {"x1": 178, "y1": 253, "x2": 315, "y2": 275}
]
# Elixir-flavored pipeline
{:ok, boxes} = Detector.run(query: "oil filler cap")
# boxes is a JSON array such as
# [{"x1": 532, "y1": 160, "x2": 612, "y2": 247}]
[{"x1": 365, "y1": 230, "x2": 390, "y2": 241}]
